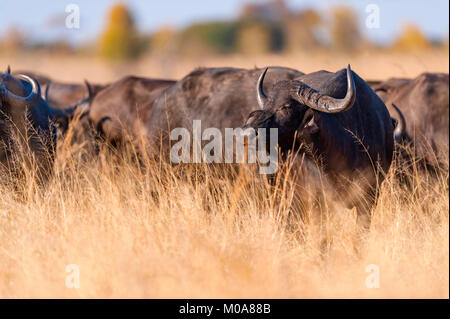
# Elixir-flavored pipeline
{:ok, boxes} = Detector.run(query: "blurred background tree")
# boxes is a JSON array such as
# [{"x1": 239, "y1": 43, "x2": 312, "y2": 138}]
[
  {"x1": 236, "y1": 0, "x2": 286, "y2": 55},
  {"x1": 236, "y1": 20, "x2": 284, "y2": 55},
  {"x1": 0, "y1": 26, "x2": 27, "y2": 53},
  {"x1": 98, "y1": 3, "x2": 145, "y2": 61},
  {"x1": 283, "y1": 9, "x2": 321, "y2": 52},
  {"x1": 239, "y1": 0, "x2": 288, "y2": 21},
  {"x1": 236, "y1": 22, "x2": 271, "y2": 55},
  {"x1": 150, "y1": 27, "x2": 177, "y2": 55},
  {"x1": 329, "y1": 6, "x2": 363, "y2": 52},
  {"x1": 0, "y1": 0, "x2": 444, "y2": 59},
  {"x1": 393, "y1": 23, "x2": 430, "y2": 51},
  {"x1": 177, "y1": 22, "x2": 238, "y2": 56}
]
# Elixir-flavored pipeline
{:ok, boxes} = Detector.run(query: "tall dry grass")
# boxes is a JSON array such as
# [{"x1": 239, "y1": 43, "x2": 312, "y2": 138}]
[
  {"x1": 0, "y1": 50, "x2": 448, "y2": 298},
  {"x1": 0, "y1": 133, "x2": 448, "y2": 298}
]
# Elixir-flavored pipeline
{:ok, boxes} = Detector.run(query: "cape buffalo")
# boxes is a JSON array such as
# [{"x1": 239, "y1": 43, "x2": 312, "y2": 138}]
[
  {"x1": 12, "y1": 67, "x2": 105, "y2": 111},
  {"x1": 371, "y1": 73, "x2": 449, "y2": 164},
  {"x1": 147, "y1": 66, "x2": 304, "y2": 148},
  {"x1": 11, "y1": 68, "x2": 51, "y2": 87},
  {"x1": 43, "y1": 80, "x2": 106, "y2": 111},
  {"x1": 243, "y1": 65, "x2": 394, "y2": 225},
  {"x1": 67, "y1": 76, "x2": 176, "y2": 150},
  {"x1": 0, "y1": 70, "x2": 75, "y2": 180}
]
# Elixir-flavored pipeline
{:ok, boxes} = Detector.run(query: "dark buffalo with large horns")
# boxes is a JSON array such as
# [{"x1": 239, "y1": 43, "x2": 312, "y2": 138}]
[
  {"x1": 243, "y1": 65, "x2": 394, "y2": 226},
  {"x1": 12, "y1": 69, "x2": 106, "y2": 111},
  {"x1": 0, "y1": 68, "x2": 76, "y2": 180}
]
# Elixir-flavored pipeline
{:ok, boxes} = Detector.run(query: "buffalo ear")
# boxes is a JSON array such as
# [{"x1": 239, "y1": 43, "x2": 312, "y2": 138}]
[
  {"x1": 53, "y1": 115, "x2": 69, "y2": 130},
  {"x1": 84, "y1": 80, "x2": 94, "y2": 99},
  {"x1": 298, "y1": 117, "x2": 319, "y2": 137},
  {"x1": 297, "y1": 109, "x2": 319, "y2": 138},
  {"x1": 53, "y1": 116, "x2": 70, "y2": 140}
]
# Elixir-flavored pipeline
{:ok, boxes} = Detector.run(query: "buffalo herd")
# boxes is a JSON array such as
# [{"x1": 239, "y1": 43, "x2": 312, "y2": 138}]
[{"x1": 1, "y1": 64, "x2": 448, "y2": 226}]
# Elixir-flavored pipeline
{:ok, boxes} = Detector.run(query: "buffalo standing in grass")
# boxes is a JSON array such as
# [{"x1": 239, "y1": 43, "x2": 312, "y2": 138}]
[
  {"x1": 371, "y1": 73, "x2": 449, "y2": 165},
  {"x1": 59, "y1": 76, "x2": 176, "y2": 154},
  {"x1": 243, "y1": 65, "x2": 394, "y2": 226},
  {"x1": 0, "y1": 69, "x2": 75, "y2": 180},
  {"x1": 43, "y1": 80, "x2": 105, "y2": 111},
  {"x1": 12, "y1": 68, "x2": 105, "y2": 110},
  {"x1": 84, "y1": 76, "x2": 176, "y2": 145}
]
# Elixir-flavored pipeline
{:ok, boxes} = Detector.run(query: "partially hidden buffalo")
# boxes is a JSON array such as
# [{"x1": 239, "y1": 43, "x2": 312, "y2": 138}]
[
  {"x1": 147, "y1": 66, "x2": 304, "y2": 145},
  {"x1": 371, "y1": 73, "x2": 449, "y2": 165},
  {"x1": 11, "y1": 69, "x2": 107, "y2": 143},
  {"x1": 43, "y1": 80, "x2": 106, "y2": 111},
  {"x1": 13, "y1": 68, "x2": 105, "y2": 111},
  {"x1": 70, "y1": 75, "x2": 176, "y2": 149},
  {"x1": 243, "y1": 65, "x2": 394, "y2": 225},
  {"x1": 0, "y1": 68, "x2": 76, "y2": 179}
]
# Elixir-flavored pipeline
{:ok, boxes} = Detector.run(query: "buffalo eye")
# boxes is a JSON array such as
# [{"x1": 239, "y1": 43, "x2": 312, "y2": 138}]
[{"x1": 277, "y1": 104, "x2": 292, "y2": 116}]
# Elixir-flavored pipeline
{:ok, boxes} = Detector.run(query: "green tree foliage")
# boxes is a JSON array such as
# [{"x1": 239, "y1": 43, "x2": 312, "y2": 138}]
[
  {"x1": 179, "y1": 22, "x2": 239, "y2": 55},
  {"x1": 98, "y1": 3, "x2": 144, "y2": 61},
  {"x1": 236, "y1": 20, "x2": 284, "y2": 55},
  {"x1": 94, "y1": 1, "x2": 435, "y2": 58}
]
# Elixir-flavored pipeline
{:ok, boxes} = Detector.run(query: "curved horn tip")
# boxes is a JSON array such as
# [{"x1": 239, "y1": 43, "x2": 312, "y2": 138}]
[
  {"x1": 18, "y1": 74, "x2": 41, "y2": 96},
  {"x1": 391, "y1": 103, "x2": 403, "y2": 117},
  {"x1": 258, "y1": 67, "x2": 269, "y2": 90},
  {"x1": 3, "y1": 74, "x2": 41, "y2": 108},
  {"x1": 346, "y1": 64, "x2": 353, "y2": 77},
  {"x1": 256, "y1": 67, "x2": 269, "y2": 109},
  {"x1": 6, "y1": 65, "x2": 11, "y2": 74},
  {"x1": 84, "y1": 79, "x2": 93, "y2": 97},
  {"x1": 293, "y1": 64, "x2": 356, "y2": 114}
]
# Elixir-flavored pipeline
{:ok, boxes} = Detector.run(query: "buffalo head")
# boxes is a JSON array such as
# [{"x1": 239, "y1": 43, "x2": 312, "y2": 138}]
[
  {"x1": 243, "y1": 64, "x2": 356, "y2": 152},
  {"x1": 0, "y1": 71, "x2": 44, "y2": 169},
  {"x1": 1, "y1": 73, "x2": 41, "y2": 109}
]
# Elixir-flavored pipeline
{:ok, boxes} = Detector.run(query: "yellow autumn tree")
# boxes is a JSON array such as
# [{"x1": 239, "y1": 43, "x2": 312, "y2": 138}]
[
  {"x1": 150, "y1": 27, "x2": 177, "y2": 54},
  {"x1": 98, "y1": 3, "x2": 142, "y2": 61},
  {"x1": 393, "y1": 23, "x2": 430, "y2": 51},
  {"x1": 1, "y1": 26, "x2": 26, "y2": 52}
]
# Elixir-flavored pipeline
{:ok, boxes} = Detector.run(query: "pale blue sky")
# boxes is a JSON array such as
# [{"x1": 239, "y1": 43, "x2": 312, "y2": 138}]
[{"x1": 0, "y1": 0, "x2": 448, "y2": 45}]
